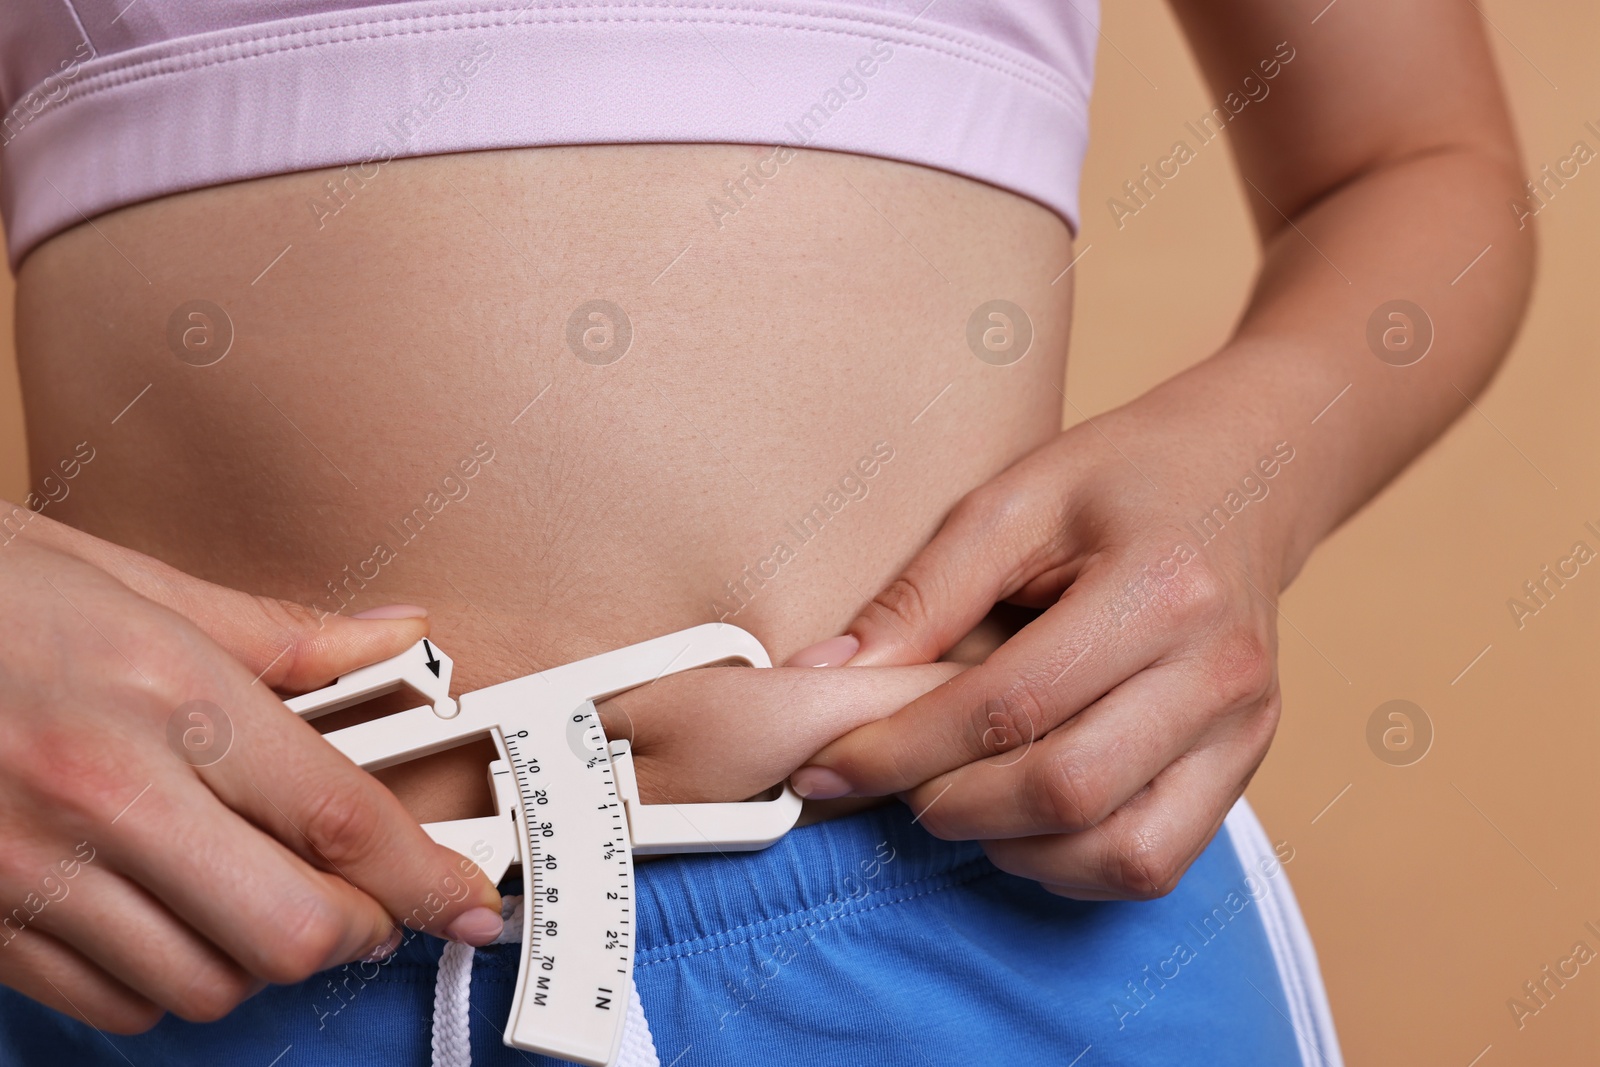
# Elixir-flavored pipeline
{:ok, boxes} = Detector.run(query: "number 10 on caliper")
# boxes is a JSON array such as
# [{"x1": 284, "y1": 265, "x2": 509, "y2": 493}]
[{"x1": 284, "y1": 624, "x2": 802, "y2": 1067}]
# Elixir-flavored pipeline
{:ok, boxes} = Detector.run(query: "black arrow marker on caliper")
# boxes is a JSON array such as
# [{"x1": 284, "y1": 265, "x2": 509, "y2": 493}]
[{"x1": 422, "y1": 639, "x2": 442, "y2": 678}]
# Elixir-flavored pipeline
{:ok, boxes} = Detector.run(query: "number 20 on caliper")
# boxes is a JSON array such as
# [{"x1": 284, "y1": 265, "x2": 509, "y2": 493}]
[{"x1": 284, "y1": 624, "x2": 802, "y2": 1067}]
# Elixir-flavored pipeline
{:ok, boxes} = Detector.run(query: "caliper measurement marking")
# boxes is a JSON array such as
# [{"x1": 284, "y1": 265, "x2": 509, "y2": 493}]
[
  {"x1": 505, "y1": 706, "x2": 635, "y2": 1025},
  {"x1": 504, "y1": 732, "x2": 555, "y2": 1007}
]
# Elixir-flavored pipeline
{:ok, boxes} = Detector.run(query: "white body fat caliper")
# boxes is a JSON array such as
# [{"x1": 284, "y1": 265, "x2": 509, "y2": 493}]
[{"x1": 284, "y1": 624, "x2": 802, "y2": 1067}]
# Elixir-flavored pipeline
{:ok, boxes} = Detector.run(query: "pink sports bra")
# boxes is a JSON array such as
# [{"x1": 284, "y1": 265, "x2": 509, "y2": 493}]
[{"x1": 0, "y1": 1, "x2": 1097, "y2": 267}]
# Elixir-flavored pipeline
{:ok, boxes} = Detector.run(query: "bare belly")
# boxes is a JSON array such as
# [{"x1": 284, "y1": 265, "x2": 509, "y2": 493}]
[{"x1": 15, "y1": 143, "x2": 1073, "y2": 823}]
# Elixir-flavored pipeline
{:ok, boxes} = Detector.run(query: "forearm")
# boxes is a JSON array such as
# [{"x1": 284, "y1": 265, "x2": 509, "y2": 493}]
[{"x1": 1126, "y1": 144, "x2": 1534, "y2": 587}]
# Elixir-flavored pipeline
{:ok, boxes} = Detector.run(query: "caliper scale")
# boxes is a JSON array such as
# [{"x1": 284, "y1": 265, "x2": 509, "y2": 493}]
[{"x1": 285, "y1": 624, "x2": 801, "y2": 1067}]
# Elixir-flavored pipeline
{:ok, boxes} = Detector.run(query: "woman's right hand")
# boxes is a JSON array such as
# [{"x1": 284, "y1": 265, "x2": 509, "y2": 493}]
[{"x1": 0, "y1": 504, "x2": 502, "y2": 1033}]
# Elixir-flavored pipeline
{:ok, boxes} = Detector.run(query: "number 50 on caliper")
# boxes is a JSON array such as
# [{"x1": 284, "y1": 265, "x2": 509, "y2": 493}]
[{"x1": 284, "y1": 624, "x2": 802, "y2": 1067}]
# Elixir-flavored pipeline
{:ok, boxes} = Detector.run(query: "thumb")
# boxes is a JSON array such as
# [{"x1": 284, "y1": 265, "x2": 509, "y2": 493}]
[
  {"x1": 16, "y1": 507, "x2": 427, "y2": 691},
  {"x1": 816, "y1": 489, "x2": 1049, "y2": 668},
  {"x1": 598, "y1": 662, "x2": 965, "y2": 804}
]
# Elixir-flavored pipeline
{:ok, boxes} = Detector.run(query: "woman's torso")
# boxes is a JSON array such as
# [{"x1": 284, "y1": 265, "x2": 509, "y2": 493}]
[{"x1": 14, "y1": 142, "x2": 1073, "y2": 818}]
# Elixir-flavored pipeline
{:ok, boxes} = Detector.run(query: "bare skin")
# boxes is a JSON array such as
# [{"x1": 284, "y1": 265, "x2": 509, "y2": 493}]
[
  {"x1": 5, "y1": 144, "x2": 1068, "y2": 1028},
  {"x1": 17, "y1": 144, "x2": 1070, "y2": 821},
  {"x1": 2, "y1": 0, "x2": 1533, "y2": 1036}
]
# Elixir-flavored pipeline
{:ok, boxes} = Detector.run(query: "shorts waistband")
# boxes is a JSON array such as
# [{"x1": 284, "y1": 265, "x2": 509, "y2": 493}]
[{"x1": 630, "y1": 802, "x2": 993, "y2": 965}]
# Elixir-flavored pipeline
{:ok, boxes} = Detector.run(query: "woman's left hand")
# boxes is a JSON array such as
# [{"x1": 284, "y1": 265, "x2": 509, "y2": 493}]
[
  {"x1": 779, "y1": 0, "x2": 1538, "y2": 900},
  {"x1": 788, "y1": 399, "x2": 1298, "y2": 900}
]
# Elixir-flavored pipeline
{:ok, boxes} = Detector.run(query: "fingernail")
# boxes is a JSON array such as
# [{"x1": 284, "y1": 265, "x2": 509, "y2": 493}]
[
  {"x1": 351, "y1": 604, "x2": 429, "y2": 620},
  {"x1": 784, "y1": 635, "x2": 860, "y2": 668},
  {"x1": 361, "y1": 926, "x2": 402, "y2": 963},
  {"x1": 791, "y1": 766, "x2": 853, "y2": 800},
  {"x1": 444, "y1": 907, "x2": 504, "y2": 946}
]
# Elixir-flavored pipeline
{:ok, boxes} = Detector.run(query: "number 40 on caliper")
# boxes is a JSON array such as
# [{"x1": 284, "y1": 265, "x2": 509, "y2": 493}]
[{"x1": 285, "y1": 624, "x2": 802, "y2": 1067}]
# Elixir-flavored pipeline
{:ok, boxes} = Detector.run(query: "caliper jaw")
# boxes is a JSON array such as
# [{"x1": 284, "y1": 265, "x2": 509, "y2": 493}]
[
  {"x1": 415, "y1": 758, "x2": 522, "y2": 884},
  {"x1": 381, "y1": 709, "x2": 806, "y2": 877},
  {"x1": 607, "y1": 734, "x2": 801, "y2": 856},
  {"x1": 287, "y1": 631, "x2": 805, "y2": 872}
]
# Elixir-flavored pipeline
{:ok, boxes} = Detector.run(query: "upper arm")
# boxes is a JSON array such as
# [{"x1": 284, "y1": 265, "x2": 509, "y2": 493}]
[{"x1": 1163, "y1": 0, "x2": 1523, "y2": 237}]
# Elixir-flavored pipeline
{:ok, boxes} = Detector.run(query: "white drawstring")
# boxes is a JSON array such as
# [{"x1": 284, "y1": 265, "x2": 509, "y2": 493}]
[
  {"x1": 431, "y1": 895, "x2": 660, "y2": 1067},
  {"x1": 614, "y1": 986, "x2": 661, "y2": 1067},
  {"x1": 430, "y1": 928, "x2": 483, "y2": 1065}
]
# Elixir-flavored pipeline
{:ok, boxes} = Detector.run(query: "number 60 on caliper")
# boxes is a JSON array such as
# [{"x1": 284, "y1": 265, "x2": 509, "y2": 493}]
[{"x1": 284, "y1": 624, "x2": 802, "y2": 1067}]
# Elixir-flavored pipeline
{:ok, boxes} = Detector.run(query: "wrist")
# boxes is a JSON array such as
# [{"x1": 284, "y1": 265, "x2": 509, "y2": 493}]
[{"x1": 1098, "y1": 357, "x2": 1332, "y2": 592}]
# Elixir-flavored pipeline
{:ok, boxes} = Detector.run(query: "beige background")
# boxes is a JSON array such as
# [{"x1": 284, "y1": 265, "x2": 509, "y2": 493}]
[{"x1": 2, "y1": 1, "x2": 1595, "y2": 1062}]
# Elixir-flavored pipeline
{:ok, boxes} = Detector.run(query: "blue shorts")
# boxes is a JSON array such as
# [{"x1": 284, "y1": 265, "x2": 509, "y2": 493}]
[{"x1": 0, "y1": 799, "x2": 1341, "y2": 1066}]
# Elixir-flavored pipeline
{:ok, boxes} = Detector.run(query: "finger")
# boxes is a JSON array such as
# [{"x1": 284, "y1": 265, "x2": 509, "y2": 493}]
[
  {"x1": 191, "y1": 673, "x2": 504, "y2": 945},
  {"x1": 153, "y1": 607, "x2": 507, "y2": 946},
  {"x1": 904, "y1": 661, "x2": 1265, "y2": 840},
  {"x1": 17, "y1": 554, "x2": 500, "y2": 955},
  {"x1": 0, "y1": 925, "x2": 162, "y2": 1035},
  {"x1": 14, "y1": 509, "x2": 428, "y2": 691},
  {"x1": 94, "y1": 768, "x2": 409, "y2": 984},
  {"x1": 1037, "y1": 886, "x2": 1130, "y2": 901},
  {"x1": 205, "y1": 760, "x2": 502, "y2": 947},
  {"x1": 31, "y1": 866, "x2": 261, "y2": 1023},
  {"x1": 799, "y1": 560, "x2": 1177, "y2": 797},
  {"x1": 0, "y1": 579, "x2": 417, "y2": 981},
  {"x1": 599, "y1": 663, "x2": 965, "y2": 804},
  {"x1": 979, "y1": 735, "x2": 1258, "y2": 900},
  {"x1": 836, "y1": 468, "x2": 1079, "y2": 668}
]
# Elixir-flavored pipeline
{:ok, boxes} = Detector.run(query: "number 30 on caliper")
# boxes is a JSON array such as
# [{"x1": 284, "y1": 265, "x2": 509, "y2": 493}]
[{"x1": 284, "y1": 624, "x2": 802, "y2": 1067}]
